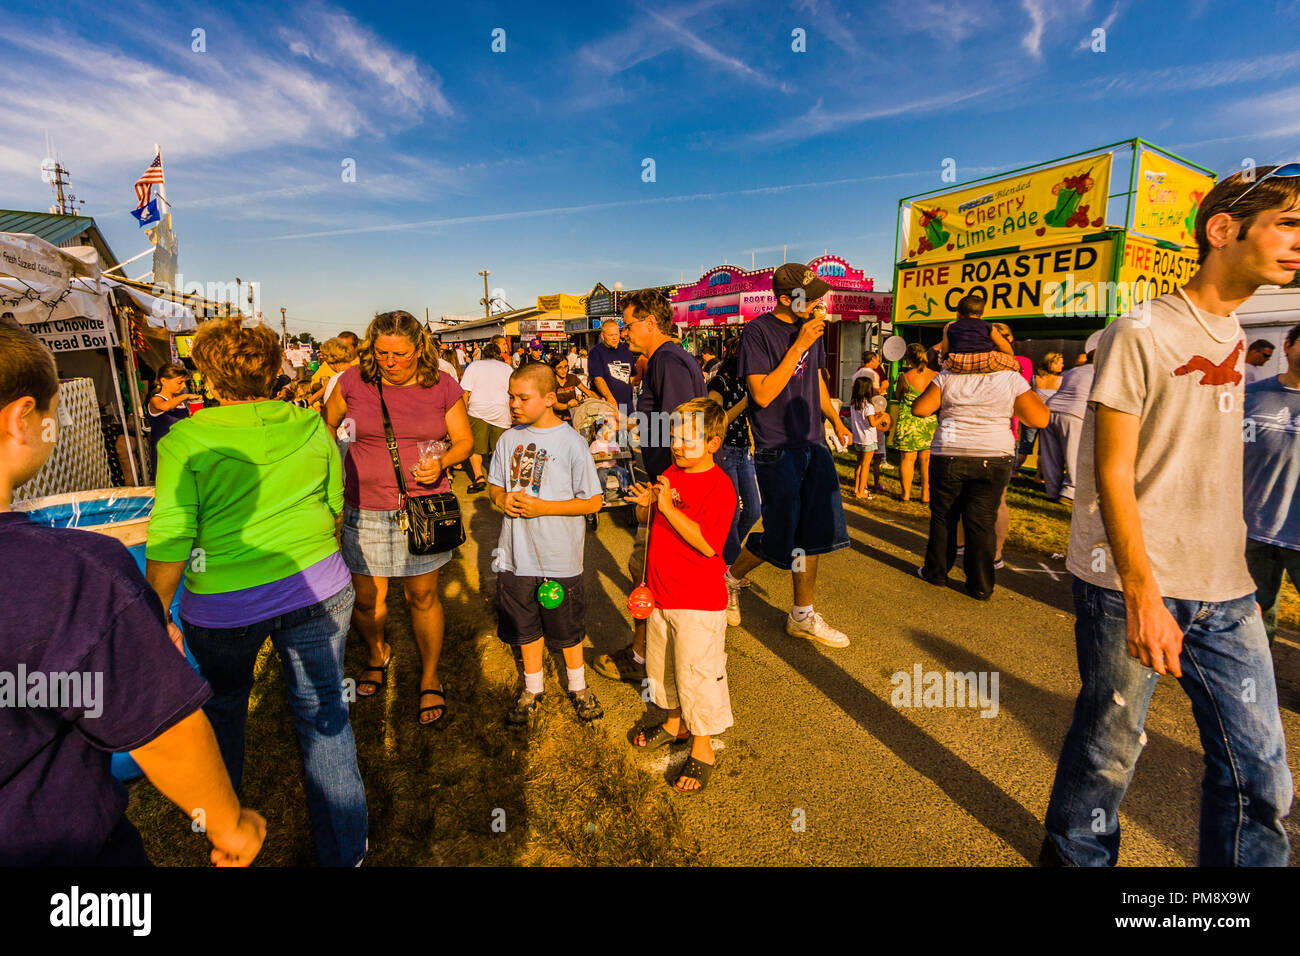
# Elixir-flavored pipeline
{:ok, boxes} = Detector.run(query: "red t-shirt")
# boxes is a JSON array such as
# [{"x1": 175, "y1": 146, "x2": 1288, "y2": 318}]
[{"x1": 646, "y1": 464, "x2": 737, "y2": 611}]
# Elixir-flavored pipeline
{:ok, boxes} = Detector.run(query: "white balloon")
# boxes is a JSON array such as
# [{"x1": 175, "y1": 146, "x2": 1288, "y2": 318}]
[
  {"x1": 881, "y1": 335, "x2": 907, "y2": 363},
  {"x1": 871, "y1": 395, "x2": 888, "y2": 411}
]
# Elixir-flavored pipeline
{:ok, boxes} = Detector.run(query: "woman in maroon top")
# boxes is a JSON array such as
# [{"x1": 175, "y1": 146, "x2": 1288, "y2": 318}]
[
  {"x1": 324, "y1": 312, "x2": 474, "y2": 726},
  {"x1": 548, "y1": 353, "x2": 598, "y2": 420}
]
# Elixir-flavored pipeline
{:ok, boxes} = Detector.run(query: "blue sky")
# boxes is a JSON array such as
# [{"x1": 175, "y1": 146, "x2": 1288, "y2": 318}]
[{"x1": 1, "y1": 0, "x2": 1298, "y2": 337}]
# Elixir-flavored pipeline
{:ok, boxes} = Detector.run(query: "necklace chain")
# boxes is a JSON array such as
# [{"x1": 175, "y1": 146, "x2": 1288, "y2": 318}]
[{"x1": 1176, "y1": 287, "x2": 1241, "y2": 345}]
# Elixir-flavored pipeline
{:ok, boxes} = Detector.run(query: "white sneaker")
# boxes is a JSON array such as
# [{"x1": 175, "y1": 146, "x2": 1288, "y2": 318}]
[
  {"x1": 725, "y1": 580, "x2": 741, "y2": 627},
  {"x1": 785, "y1": 611, "x2": 849, "y2": 648}
]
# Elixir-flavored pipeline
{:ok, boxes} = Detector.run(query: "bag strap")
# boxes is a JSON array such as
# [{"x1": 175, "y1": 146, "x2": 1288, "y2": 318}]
[{"x1": 375, "y1": 381, "x2": 410, "y2": 508}]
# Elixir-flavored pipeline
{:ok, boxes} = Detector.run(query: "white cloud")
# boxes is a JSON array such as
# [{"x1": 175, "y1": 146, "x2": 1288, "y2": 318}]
[
  {"x1": 884, "y1": 0, "x2": 987, "y2": 45},
  {"x1": 1089, "y1": 50, "x2": 1300, "y2": 96},
  {"x1": 0, "y1": 4, "x2": 450, "y2": 185},
  {"x1": 263, "y1": 171, "x2": 941, "y2": 241},
  {"x1": 1020, "y1": 0, "x2": 1050, "y2": 59},
  {"x1": 792, "y1": 0, "x2": 863, "y2": 55},
  {"x1": 1077, "y1": 0, "x2": 1120, "y2": 50},
  {"x1": 748, "y1": 84, "x2": 1002, "y2": 143}
]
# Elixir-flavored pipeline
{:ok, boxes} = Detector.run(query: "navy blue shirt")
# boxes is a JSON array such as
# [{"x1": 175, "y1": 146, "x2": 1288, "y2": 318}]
[
  {"x1": 0, "y1": 513, "x2": 211, "y2": 864},
  {"x1": 737, "y1": 311, "x2": 826, "y2": 449},
  {"x1": 636, "y1": 341, "x2": 706, "y2": 481},
  {"x1": 586, "y1": 341, "x2": 637, "y2": 411},
  {"x1": 1244, "y1": 376, "x2": 1300, "y2": 550}
]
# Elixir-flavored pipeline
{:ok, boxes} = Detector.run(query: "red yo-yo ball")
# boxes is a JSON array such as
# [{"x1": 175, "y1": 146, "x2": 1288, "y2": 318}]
[{"x1": 627, "y1": 585, "x2": 655, "y2": 620}]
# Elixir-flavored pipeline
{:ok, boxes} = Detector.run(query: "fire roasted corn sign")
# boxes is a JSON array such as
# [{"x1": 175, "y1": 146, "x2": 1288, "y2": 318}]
[
  {"x1": 1130, "y1": 148, "x2": 1216, "y2": 248},
  {"x1": 895, "y1": 236, "x2": 1116, "y2": 323},
  {"x1": 902, "y1": 153, "x2": 1114, "y2": 264}
]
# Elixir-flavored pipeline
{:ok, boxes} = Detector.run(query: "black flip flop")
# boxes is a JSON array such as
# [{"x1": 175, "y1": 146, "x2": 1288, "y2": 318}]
[
  {"x1": 356, "y1": 650, "x2": 393, "y2": 698},
  {"x1": 418, "y1": 686, "x2": 447, "y2": 727},
  {"x1": 673, "y1": 756, "x2": 714, "y2": 794}
]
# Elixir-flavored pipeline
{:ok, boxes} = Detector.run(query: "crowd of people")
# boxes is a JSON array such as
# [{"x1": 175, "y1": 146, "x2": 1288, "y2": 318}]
[{"x1": 1, "y1": 165, "x2": 1298, "y2": 867}]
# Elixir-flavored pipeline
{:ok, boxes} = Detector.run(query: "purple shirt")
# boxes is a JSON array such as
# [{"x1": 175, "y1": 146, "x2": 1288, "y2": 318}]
[
  {"x1": 636, "y1": 341, "x2": 706, "y2": 481},
  {"x1": 737, "y1": 311, "x2": 827, "y2": 449},
  {"x1": 337, "y1": 365, "x2": 465, "y2": 511},
  {"x1": 0, "y1": 513, "x2": 211, "y2": 864},
  {"x1": 179, "y1": 552, "x2": 351, "y2": 629},
  {"x1": 587, "y1": 341, "x2": 637, "y2": 411}
]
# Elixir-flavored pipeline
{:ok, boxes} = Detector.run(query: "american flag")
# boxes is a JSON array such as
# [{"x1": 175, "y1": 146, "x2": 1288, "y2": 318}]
[{"x1": 133, "y1": 152, "x2": 165, "y2": 208}]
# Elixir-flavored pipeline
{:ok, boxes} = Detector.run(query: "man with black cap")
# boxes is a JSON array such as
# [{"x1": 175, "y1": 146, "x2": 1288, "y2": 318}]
[{"x1": 723, "y1": 263, "x2": 854, "y2": 647}]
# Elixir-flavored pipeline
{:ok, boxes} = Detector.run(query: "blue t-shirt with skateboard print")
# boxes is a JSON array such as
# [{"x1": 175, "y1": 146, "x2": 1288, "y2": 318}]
[{"x1": 489, "y1": 423, "x2": 602, "y2": 577}]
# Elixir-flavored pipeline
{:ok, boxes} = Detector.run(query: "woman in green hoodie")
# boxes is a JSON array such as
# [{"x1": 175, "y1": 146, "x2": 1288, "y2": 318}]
[{"x1": 145, "y1": 317, "x2": 367, "y2": 867}]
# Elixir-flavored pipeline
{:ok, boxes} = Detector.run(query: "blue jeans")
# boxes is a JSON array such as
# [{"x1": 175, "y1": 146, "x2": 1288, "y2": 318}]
[
  {"x1": 1044, "y1": 578, "x2": 1292, "y2": 866},
  {"x1": 714, "y1": 444, "x2": 761, "y2": 566},
  {"x1": 183, "y1": 584, "x2": 368, "y2": 867},
  {"x1": 746, "y1": 443, "x2": 849, "y2": 570}
]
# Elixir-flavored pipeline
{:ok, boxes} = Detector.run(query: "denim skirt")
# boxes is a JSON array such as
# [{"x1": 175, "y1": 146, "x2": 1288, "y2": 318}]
[{"x1": 340, "y1": 504, "x2": 454, "y2": 578}]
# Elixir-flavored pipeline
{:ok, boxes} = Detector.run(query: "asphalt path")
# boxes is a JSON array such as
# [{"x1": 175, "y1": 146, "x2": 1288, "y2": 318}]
[{"x1": 456, "y1": 475, "x2": 1300, "y2": 866}]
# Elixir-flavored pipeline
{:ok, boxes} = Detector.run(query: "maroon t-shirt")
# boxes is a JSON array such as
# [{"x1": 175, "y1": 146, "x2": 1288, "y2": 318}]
[{"x1": 337, "y1": 365, "x2": 465, "y2": 510}]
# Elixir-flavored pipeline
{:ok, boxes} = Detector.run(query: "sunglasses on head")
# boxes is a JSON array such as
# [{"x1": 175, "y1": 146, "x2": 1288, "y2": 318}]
[{"x1": 1225, "y1": 162, "x2": 1300, "y2": 210}]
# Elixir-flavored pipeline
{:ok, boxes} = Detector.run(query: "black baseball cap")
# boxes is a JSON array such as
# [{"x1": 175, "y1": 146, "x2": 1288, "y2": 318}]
[{"x1": 773, "y1": 262, "x2": 832, "y2": 302}]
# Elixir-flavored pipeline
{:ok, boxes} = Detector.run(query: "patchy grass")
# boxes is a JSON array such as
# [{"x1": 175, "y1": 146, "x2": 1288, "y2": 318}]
[
  {"x1": 833, "y1": 451, "x2": 1300, "y2": 632},
  {"x1": 126, "y1": 550, "x2": 703, "y2": 866}
]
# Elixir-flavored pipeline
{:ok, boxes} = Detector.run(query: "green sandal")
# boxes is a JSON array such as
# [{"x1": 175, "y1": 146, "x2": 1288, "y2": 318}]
[
  {"x1": 673, "y1": 756, "x2": 714, "y2": 794},
  {"x1": 631, "y1": 723, "x2": 690, "y2": 750}
]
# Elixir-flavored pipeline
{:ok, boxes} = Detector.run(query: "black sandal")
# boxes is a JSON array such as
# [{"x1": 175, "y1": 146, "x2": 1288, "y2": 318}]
[
  {"x1": 673, "y1": 756, "x2": 714, "y2": 794},
  {"x1": 469, "y1": 477, "x2": 487, "y2": 492},
  {"x1": 356, "y1": 650, "x2": 393, "y2": 698},
  {"x1": 418, "y1": 686, "x2": 447, "y2": 726},
  {"x1": 631, "y1": 724, "x2": 691, "y2": 750}
]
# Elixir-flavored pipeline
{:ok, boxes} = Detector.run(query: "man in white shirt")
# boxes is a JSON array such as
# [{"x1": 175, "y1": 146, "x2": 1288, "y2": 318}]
[
  {"x1": 1041, "y1": 165, "x2": 1299, "y2": 867},
  {"x1": 459, "y1": 336, "x2": 515, "y2": 492}
]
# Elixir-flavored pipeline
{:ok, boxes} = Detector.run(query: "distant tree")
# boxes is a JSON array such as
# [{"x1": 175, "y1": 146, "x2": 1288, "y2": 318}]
[{"x1": 296, "y1": 332, "x2": 313, "y2": 344}]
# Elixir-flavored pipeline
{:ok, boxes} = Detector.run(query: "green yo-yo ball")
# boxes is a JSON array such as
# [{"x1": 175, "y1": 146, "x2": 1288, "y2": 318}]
[{"x1": 537, "y1": 580, "x2": 565, "y2": 609}]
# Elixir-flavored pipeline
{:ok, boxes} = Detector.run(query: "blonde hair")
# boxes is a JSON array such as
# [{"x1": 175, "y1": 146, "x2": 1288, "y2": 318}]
[
  {"x1": 674, "y1": 396, "x2": 726, "y2": 442},
  {"x1": 319, "y1": 337, "x2": 351, "y2": 365}
]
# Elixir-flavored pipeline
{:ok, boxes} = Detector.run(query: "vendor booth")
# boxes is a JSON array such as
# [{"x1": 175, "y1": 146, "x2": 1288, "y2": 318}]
[
  {"x1": 3, "y1": 228, "x2": 205, "y2": 498},
  {"x1": 672, "y1": 255, "x2": 893, "y2": 403},
  {"x1": 891, "y1": 138, "x2": 1216, "y2": 364}
]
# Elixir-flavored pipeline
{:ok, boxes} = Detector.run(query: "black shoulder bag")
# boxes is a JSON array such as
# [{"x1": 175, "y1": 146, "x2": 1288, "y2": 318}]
[{"x1": 376, "y1": 380, "x2": 466, "y2": 554}]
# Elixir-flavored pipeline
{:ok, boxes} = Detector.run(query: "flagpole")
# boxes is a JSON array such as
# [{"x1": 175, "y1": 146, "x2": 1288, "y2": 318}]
[{"x1": 154, "y1": 143, "x2": 171, "y2": 234}]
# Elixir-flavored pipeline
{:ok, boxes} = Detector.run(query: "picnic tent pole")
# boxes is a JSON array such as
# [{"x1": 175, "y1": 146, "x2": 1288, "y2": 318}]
[
  {"x1": 104, "y1": 331, "x2": 140, "y2": 486},
  {"x1": 115, "y1": 294, "x2": 149, "y2": 482}
]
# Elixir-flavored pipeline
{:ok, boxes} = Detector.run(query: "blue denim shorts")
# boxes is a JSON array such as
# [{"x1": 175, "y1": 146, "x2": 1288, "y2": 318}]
[
  {"x1": 340, "y1": 504, "x2": 453, "y2": 579},
  {"x1": 746, "y1": 443, "x2": 849, "y2": 570}
]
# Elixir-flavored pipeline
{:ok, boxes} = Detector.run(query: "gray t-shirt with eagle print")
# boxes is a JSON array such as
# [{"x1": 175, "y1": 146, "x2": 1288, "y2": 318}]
[{"x1": 1066, "y1": 291, "x2": 1256, "y2": 602}]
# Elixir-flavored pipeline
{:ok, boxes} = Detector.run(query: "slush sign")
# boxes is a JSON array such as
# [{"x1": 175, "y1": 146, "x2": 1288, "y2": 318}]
[{"x1": 894, "y1": 237, "x2": 1114, "y2": 322}]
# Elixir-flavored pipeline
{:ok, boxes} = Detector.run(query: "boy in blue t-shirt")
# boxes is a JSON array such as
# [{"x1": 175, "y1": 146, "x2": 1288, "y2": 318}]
[{"x1": 489, "y1": 363, "x2": 605, "y2": 724}]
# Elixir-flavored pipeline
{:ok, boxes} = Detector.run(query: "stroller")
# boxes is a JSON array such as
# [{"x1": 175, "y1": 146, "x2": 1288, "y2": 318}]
[{"x1": 569, "y1": 397, "x2": 642, "y2": 531}]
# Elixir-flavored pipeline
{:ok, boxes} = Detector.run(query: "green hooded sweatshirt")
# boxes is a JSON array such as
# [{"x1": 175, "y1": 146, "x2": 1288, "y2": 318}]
[{"x1": 146, "y1": 401, "x2": 344, "y2": 594}]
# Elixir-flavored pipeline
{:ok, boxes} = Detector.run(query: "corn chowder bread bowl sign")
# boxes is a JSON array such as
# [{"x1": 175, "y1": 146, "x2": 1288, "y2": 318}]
[{"x1": 902, "y1": 154, "x2": 1114, "y2": 264}]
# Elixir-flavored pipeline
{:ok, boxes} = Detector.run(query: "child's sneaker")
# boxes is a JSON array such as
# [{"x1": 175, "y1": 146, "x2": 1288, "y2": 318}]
[
  {"x1": 591, "y1": 645, "x2": 646, "y2": 683},
  {"x1": 506, "y1": 689, "x2": 544, "y2": 725},
  {"x1": 568, "y1": 687, "x2": 604, "y2": 721},
  {"x1": 725, "y1": 579, "x2": 741, "y2": 627},
  {"x1": 785, "y1": 611, "x2": 850, "y2": 648}
]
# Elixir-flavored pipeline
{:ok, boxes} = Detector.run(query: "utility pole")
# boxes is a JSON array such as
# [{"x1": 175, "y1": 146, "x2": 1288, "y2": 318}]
[
  {"x1": 281, "y1": 307, "x2": 287, "y2": 348},
  {"x1": 478, "y1": 269, "x2": 492, "y2": 318}
]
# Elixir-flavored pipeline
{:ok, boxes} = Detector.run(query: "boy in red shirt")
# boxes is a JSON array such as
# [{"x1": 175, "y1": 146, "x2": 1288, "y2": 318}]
[{"x1": 625, "y1": 397, "x2": 736, "y2": 793}]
